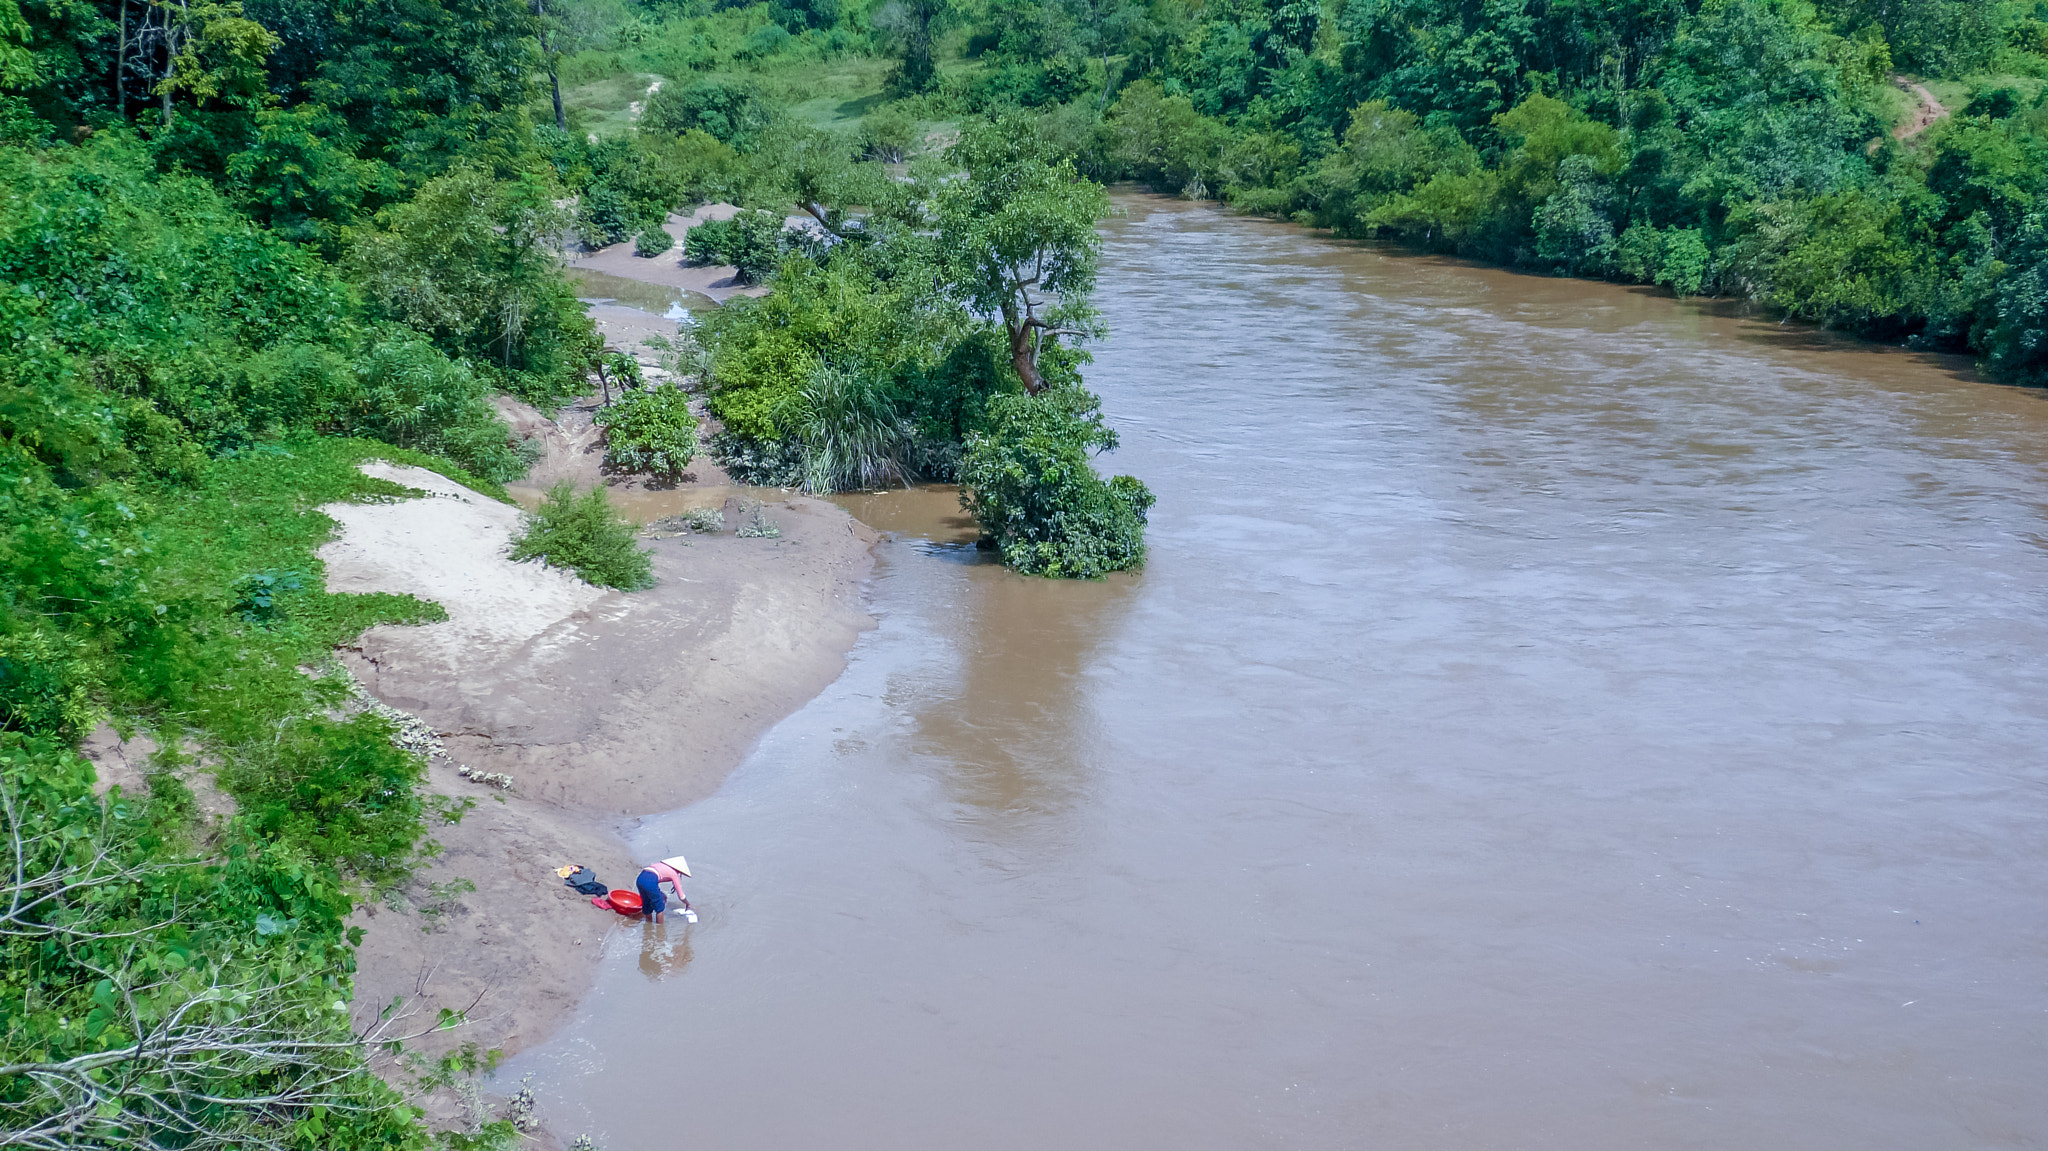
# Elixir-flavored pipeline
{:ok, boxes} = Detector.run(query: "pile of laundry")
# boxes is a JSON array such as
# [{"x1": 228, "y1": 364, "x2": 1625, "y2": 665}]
[{"x1": 555, "y1": 865, "x2": 608, "y2": 896}]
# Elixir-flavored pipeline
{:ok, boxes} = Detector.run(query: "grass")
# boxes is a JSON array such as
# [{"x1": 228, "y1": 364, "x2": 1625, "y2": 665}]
[
  {"x1": 1874, "y1": 80, "x2": 1920, "y2": 133},
  {"x1": 561, "y1": 71, "x2": 667, "y2": 138}
]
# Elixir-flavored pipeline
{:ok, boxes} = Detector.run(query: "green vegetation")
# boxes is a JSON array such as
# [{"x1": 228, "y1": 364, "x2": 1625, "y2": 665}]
[
  {"x1": 0, "y1": 439, "x2": 488, "y2": 1150},
  {"x1": 595, "y1": 384, "x2": 702, "y2": 480},
  {"x1": 18, "y1": 0, "x2": 2042, "y2": 1139},
  {"x1": 527, "y1": 0, "x2": 2048, "y2": 387},
  {"x1": 3, "y1": 0, "x2": 602, "y2": 1137},
  {"x1": 683, "y1": 208, "x2": 793, "y2": 281},
  {"x1": 961, "y1": 389, "x2": 1155, "y2": 577},
  {"x1": 509, "y1": 482, "x2": 657, "y2": 590}
]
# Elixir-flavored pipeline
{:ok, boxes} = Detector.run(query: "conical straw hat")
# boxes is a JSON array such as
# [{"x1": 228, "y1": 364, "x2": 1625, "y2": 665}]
[{"x1": 661, "y1": 855, "x2": 691, "y2": 877}]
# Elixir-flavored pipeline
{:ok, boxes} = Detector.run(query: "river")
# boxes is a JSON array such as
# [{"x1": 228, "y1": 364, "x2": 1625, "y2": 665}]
[{"x1": 503, "y1": 197, "x2": 2048, "y2": 1149}]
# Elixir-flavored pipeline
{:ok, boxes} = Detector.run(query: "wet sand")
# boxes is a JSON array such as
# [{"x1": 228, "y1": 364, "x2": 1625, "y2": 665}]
[{"x1": 327, "y1": 457, "x2": 874, "y2": 1085}]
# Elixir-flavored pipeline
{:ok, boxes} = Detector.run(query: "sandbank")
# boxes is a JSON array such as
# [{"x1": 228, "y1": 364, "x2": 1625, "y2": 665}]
[{"x1": 329, "y1": 450, "x2": 874, "y2": 1071}]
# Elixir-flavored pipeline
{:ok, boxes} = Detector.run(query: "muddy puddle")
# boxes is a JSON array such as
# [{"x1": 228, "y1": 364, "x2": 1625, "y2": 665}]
[
  {"x1": 502, "y1": 198, "x2": 2048, "y2": 1150},
  {"x1": 568, "y1": 266, "x2": 714, "y2": 319}
]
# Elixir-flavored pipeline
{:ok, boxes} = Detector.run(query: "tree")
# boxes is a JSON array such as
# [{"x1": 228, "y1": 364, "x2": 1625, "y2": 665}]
[
  {"x1": 346, "y1": 163, "x2": 593, "y2": 401},
  {"x1": 752, "y1": 123, "x2": 892, "y2": 238},
  {"x1": 138, "y1": 0, "x2": 279, "y2": 125},
  {"x1": 935, "y1": 123, "x2": 1110, "y2": 394},
  {"x1": 874, "y1": 0, "x2": 951, "y2": 95},
  {"x1": 959, "y1": 388, "x2": 1152, "y2": 578},
  {"x1": 596, "y1": 383, "x2": 699, "y2": 480}
]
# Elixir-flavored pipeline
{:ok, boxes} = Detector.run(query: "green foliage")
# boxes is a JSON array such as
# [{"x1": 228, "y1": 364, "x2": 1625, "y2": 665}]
[
  {"x1": 509, "y1": 482, "x2": 655, "y2": 591},
  {"x1": 1986, "y1": 209, "x2": 2048, "y2": 384},
  {"x1": 640, "y1": 77, "x2": 776, "y2": 150},
  {"x1": 595, "y1": 384, "x2": 700, "y2": 479},
  {"x1": 578, "y1": 179, "x2": 636, "y2": 247},
  {"x1": 635, "y1": 224, "x2": 675, "y2": 256},
  {"x1": 0, "y1": 736, "x2": 429, "y2": 1151},
  {"x1": 937, "y1": 117, "x2": 1110, "y2": 393},
  {"x1": 348, "y1": 165, "x2": 596, "y2": 407},
  {"x1": 960, "y1": 389, "x2": 1153, "y2": 579},
  {"x1": 861, "y1": 102, "x2": 918, "y2": 162},
  {"x1": 876, "y1": 0, "x2": 952, "y2": 95},
  {"x1": 701, "y1": 247, "x2": 970, "y2": 458},
  {"x1": 683, "y1": 209, "x2": 791, "y2": 282},
  {"x1": 788, "y1": 364, "x2": 911, "y2": 493}
]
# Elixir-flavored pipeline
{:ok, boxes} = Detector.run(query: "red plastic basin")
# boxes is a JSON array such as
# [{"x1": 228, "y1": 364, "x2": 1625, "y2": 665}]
[{"x1": 607, "y1": 889, "x2": 642, "y2": 914}]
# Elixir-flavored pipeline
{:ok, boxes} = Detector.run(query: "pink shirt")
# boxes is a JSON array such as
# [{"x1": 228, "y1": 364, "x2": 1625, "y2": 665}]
[{"x1": 644, "y1": 861, "x2": 688, "y2": 899}]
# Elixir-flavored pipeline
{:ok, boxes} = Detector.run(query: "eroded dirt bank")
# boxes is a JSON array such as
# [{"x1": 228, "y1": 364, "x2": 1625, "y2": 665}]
[{"x1": 325, "y1": 458, "x2": 875, "y2": 1071}]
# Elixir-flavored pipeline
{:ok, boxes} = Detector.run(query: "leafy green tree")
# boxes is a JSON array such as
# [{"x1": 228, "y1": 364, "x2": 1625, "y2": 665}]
[
  {"x1": 936, "y1": 121, "x2": 1111, "y2": 393},
  {"x1": 751, "y1": 122, "x2": 891, "y2": 237},
  {"x1": 640, "y1": 77, "x2": 775, "y2": 150},
  {"x1": 1533, "y1": 153, "x2": 1619, "y2": 272},
  {"x1": 959, "y1": 388, "x2": 1152, "y2": 578},
  {"x1": 875, "y1": 0, "x2": 951, "y2": 95},
  {"x1": 861, "y1": 102, "x2": 918, "y2": 162},
  {"x1": 1986, "y1": 206, "x2": 2048, "y2": 385},
  {"x1": 347, "y1": 164, "x2": 594, "y2": 403},
  {"x1": 303, "y1": 0, "x2": 542, "y2": 176},
  {"x1": 683, "y1": 209, "x2": 790, "y2": 283},
  {"x1": 1105, "y1": 78, "x2": 1229, "y2": 194},
  {"x1": 146, "y1": 0, "x2": 279, "y2": 125}
]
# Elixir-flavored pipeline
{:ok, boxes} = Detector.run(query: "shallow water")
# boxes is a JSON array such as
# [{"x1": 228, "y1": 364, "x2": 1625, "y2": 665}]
[
  {"x1": 568, "y1": 266, "x2": 712, "y2": 319},
  {"x1": 504, "y1": 198, "x2": 2048, "y2": 1149}
]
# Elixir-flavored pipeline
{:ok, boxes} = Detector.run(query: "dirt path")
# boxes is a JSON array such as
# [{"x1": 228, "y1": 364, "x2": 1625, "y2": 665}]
[{"x1": 1892, "y1": 75, "x2": 1950, "y2": 139}]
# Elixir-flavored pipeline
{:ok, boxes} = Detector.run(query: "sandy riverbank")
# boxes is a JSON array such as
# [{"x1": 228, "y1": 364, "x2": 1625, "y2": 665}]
[
  {"x1": 321, "y1": 215, "x2": 887, "y2": 1121},
  {"x1": 328, "y1": 451, "x2": 874, "y2": 1077}
]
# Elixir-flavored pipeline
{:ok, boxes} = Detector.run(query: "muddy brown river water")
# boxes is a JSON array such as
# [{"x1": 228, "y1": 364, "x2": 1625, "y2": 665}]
[{"x1": 503, "y1": 198, "x2": 2048, "y2": 1149}]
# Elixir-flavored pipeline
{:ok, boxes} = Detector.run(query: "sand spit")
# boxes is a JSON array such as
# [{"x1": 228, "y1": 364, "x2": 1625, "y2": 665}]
[{"x1": 326, "y1": 459, "x2": 875, "y2": 1069}]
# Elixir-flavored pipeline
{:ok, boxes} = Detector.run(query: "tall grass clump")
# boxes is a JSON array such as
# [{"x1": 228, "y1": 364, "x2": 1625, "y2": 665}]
[
  {"x1": 792, "y1": 365, "x2": 910, "y2": 494},
  {"x1": 509, "y1": 481, "x2": 655, "y2": 590}
]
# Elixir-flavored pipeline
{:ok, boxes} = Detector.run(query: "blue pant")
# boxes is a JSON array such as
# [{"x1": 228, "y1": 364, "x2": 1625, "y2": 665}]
[{"x1": 636, "y1": 869, "x2": 666, "y2": 915}]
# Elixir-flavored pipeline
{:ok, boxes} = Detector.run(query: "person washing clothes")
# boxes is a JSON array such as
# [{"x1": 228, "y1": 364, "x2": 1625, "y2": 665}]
[{"x1": 635, "y1": 856, "x2": 693, "y2": 923}]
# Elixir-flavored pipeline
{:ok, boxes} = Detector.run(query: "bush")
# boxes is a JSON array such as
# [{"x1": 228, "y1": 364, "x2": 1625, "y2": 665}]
[
  {"x1": 341, "y1": 335, "x2": 529, "y2": 481},
  {"x1": 509, "y1": 481, "x2": 655, "y2": 590},
  {"x1": 641, "y1": 78, "x2": 776, "y2": 151},
  {"x1": 579, "y1": 181, "x2": 635, "y2": 248},
  {"x1": 683, "y1": 209, "x2": 789, "y2": 283},
  {"x1": 595, "y1": 385, "x2": 700, "y2": 479},
  {"x1": 959, "y1": 389, "x2": 1154, "y2": 579},
  {"x1": 862, "y1": 103, "x2": 919, "y2": 162},
  {"x1": 635, "y1": 225, "x2": 676, "y2": 257}
]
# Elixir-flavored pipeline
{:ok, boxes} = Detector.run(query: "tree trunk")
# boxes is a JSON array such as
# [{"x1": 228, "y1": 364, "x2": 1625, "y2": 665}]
[
  {"x1": 537, "y1": 0, "x2": 566, "y2": 132},
  {"x1": 1007, "y1": 320, "x2": 1043, "y2": 394},
  {"x1": 159, "y1": 27, "x2": 175, "y2": 127},
  {"x1": 159, "y1": 2, "x2": 180, "y2": 127},
  {"x1": 116, "y1": 0, "x2": 127, "y2": 118}
]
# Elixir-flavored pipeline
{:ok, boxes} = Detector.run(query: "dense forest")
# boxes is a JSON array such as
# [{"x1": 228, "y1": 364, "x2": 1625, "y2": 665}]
[{"x1": 3, "y1": 0, "x2": 2046, "y2": 1145}]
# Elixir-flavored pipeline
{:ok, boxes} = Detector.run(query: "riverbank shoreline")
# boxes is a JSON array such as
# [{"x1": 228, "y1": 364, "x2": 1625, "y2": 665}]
[{"x1": 330, "y1": 430, "x2": 876, "y2": 1120}]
